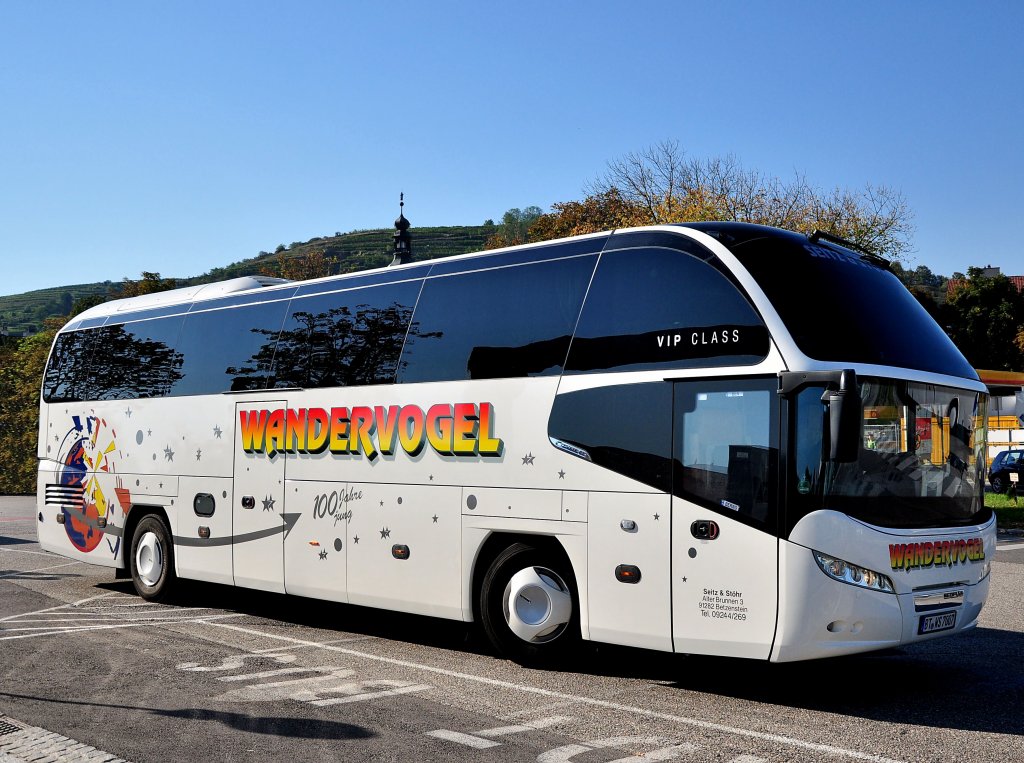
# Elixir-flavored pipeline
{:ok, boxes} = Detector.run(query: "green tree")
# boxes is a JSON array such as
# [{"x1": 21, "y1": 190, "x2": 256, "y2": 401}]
[
  {"x1": 0, "y1": 318, "x2": 62, "y2": 493},
  {"x1": 944, "y1": 268, "x2": 1024, "y2": 370},
  {"x1": 0, "y1": 298, "x2": 119, "y2": 494},
  {"x1": 113, "y1": 271, "x2": 178, "y2": 299},
  {"x1": 71, "y1": 294, "x2": 107, "y2": 316},
  {"x1": 484, "y1": 206, "x2": 544, "y2": 249},
  {"x1": 910, "y1": 265, "x2": 946, "y2": 289}
]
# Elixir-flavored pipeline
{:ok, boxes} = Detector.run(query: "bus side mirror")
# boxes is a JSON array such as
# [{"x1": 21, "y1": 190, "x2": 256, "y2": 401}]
[{"x1": 821, "y1": 369, "x2": 860, "y2": 463}]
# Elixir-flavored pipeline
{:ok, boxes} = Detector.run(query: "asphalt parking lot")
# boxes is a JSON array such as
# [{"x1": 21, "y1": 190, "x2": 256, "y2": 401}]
[{"x1": 2, "y1": 495, "x2": 1022, "y2": 763}]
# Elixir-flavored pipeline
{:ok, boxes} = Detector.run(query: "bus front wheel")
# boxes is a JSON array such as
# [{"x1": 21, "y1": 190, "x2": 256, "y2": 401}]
[
  {"x1": 129, "y1": 514, "x2": 177, "y2": 602},
  {"x1": 479, "y1": 543, "x2": 579, "y2": 662}
]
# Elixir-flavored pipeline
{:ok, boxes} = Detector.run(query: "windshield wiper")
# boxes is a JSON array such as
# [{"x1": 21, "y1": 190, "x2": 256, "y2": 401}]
[{"x1": 808, "y1": 230, "x2": 891, "y2": 269}]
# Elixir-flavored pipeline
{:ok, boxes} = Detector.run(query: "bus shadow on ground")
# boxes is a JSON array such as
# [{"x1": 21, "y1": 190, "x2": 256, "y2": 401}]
[
  {"x1": 0, "y1": 569, "x2": 81, "y2": 582},
  {"x1": 97, "y1": 578, "x2": 486, "y2": 654},
  {"x1": 598, "y1": 629, "x2": 1024, "y2": 737},
  {"x1": 0, "y1": 535, "x2": 36, "y2": 546},
  {"x1": 96, "y1": 578, "x2": 1024, "y2": 737},
  {"x1": 0, "y1": 691, "x2": 374, "y2": 742}
]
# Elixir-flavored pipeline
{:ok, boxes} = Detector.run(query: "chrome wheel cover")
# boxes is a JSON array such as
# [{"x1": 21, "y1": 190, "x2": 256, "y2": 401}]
[
  {"x1": 502, "y1": 566, "x2": 572, "y2": 644},
  {"x1": 135, "y1": 530, "x2": 164, "y2": 588}
]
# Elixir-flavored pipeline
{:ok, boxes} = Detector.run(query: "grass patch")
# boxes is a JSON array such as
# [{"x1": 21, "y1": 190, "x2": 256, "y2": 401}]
[{"x1": 988, "y1": 490, "x2": 1024, "y2": 528}]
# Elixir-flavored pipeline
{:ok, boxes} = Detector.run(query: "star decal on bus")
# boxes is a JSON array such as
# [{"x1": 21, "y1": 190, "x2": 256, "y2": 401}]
[
  {"x1": 521, "y1": 453, "x2": 535, "y2": 465},
  {"x1": 262, "y1": 495, "x2": 276, "y2": 512},
  {"x1": 380, "y1": 527, "x2": 391, "y2": 539}
]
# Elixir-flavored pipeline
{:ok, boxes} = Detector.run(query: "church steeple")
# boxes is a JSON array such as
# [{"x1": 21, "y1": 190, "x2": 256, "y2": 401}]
[{"x1": 390, "y1": 193, "x2": 412, "y2": 266}]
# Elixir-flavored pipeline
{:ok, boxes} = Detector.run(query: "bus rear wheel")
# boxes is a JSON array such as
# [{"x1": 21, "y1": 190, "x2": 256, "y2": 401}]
[
  {"x1": 129, "y1": 514, "x2": 177, "y2": 602},
  {"x1": 479, "y1": 543, "x2": 579, "y2": 662}
]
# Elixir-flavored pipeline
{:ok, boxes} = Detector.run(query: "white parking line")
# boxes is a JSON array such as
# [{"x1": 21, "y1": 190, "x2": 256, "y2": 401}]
[
  {"x1": 0, "y1": 547, "x2": 54, "y2": 557},
  {"x1": 217, "y1": 667, "x2": 316, "y2": 682},
  {"x1": 538, "y1": 736, "x2": 697, "y2": 762},
  {"x1": 997, "y1": 542, "x2": 1024, "y2": 551},
  {"x1": 428, "y1": 715, "x2": 572, "y2": 750},
  {"x1": 203, "y1": 620, "x2": 904, "y2": 763},
  {"x1": 0, "y1": 613, "x2": 246, "y2": 641},
  {"x1": 308, "y1": 682, "x2": 431, "y2": 706},
  {"x1": 426, "y1": 729, "x2": 501, "y2": 749},
  {"x1": 0, "y1": 593, "x2": 120, "y2": 624},
  {"x1": 477, "y1": 715, "x2": 572, "y2": 737},
  {"x1": 503, "y1": 701, "x2": 581, "y2": 718},
  {"x1": 9, "y1": 611, "x2": 214, "y2": 624},
  {"x1": 0, "y1": 560, "x2": 83, "y2": 578}
]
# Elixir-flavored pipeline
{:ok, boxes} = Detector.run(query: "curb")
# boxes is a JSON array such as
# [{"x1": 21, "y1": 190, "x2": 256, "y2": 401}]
[{"x1": 0, "y1": 714, "x2": 130, "y2": 763}]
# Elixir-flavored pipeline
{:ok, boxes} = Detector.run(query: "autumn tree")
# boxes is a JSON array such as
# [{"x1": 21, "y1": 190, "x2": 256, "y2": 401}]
[
  {"x1": 527, "y1": 190, "x2": 649, "y2": 241},
  {"x1": 944, "y1": 268, "x2": 1024, "y2": 371},
  {"x1": 259, "y1": 247, "x2": 332, "y2": 281},
  {"x1": 532, "y1": 140, "x2": 915, "y2": 263}
]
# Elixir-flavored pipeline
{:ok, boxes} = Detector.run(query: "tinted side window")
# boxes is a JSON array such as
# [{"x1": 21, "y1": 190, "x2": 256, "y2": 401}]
[
  {"x1": 398, "y1": 255, "x2": 596, "y2": 383},
  {"x1": 44, "y1": 319, "x2": 185, "y2": 402},
  {"x1": 673, "y1": 378, "x2": 778, "y2": 529},
  {"x1": 170, "y1": 302, "x2": 289, "y2": 396},
  {"x1": 548, "y1": 382, "x2": 672, "y2": 492},
  {"x1": 273, "y1": 281, "x2": 421, "y2": 389},
  {"x1": 43, "y1": 331, "x2": 95, "y2": 403},
  {"x1": 90, "y1": 317, "x2": 184, "y2": 400},
  {"x1": 566, "y1": 247, "x2": 768, "y2": 373}
]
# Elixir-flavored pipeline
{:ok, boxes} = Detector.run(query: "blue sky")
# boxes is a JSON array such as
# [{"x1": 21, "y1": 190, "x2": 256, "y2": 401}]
[{"x1": 1, "y1": 1, "x2": 1021, "y2": 296}]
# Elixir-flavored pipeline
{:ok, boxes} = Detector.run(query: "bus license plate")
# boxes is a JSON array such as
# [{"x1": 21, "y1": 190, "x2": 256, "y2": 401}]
[{"x1": 918, "y1": 611, "x2": 956, "y2": 635}]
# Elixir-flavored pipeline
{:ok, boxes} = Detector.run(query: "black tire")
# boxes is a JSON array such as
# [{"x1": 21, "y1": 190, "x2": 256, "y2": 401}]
[
  {"x1": 129, "y1": 514, "x2": 177, "y2": 602},
  {"x1": 991, "y1": 476, "x2": 1004, "y2": 494},
  {"x1": 479, "y1": 542, "x2": 579, "y2": 663}
]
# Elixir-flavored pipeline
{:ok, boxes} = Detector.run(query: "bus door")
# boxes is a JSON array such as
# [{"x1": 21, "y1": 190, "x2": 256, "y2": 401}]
[
  {"x1": 670, "y1": 378, "x2": 779, "y2": 659},
  {"x1": 233, "y1": 400, "x2": 287, "y2": 592}
]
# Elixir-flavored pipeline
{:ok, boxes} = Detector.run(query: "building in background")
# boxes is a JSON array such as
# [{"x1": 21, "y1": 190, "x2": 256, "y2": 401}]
[{"x1": 978, "y1": 368, "x2": 1024, "y2": 460}]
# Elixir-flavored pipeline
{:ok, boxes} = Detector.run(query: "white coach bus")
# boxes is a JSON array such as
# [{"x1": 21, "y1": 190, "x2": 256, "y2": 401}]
[{"x1": 36, "y1": 223, "x2": 994, "y2": 662}]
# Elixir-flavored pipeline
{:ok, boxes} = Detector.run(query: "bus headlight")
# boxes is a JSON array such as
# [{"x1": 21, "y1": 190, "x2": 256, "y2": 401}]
[{"x1": 813, "y1": 550, "x2": 894, "y2": 594}]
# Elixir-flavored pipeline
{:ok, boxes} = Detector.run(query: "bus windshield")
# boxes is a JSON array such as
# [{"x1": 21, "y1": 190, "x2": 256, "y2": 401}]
[
  {"x1": 788, "y1": 378, "x2": 990, "y2": 530},
  {"x1": 719, "y1": 228, "x2": 978, "y2": 379}
]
